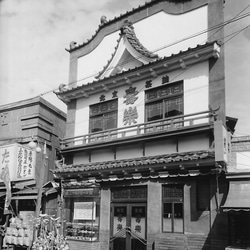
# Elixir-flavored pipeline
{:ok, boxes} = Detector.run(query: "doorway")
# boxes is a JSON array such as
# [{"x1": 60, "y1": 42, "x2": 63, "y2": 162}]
[{"x1": 110, "y1": 203, "x2": 147, "y2": 250}]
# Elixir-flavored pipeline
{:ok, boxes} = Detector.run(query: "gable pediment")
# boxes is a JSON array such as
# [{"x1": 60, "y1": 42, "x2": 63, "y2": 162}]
[{"x1": 96, "y1": 20, "x2": 159, "y2": 80}]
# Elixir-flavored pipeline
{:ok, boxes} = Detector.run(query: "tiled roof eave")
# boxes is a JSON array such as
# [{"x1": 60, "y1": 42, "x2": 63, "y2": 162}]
[
  {"x1": 56, "y1": 41, "x2": 220, "y2": 102},
  {"x1": 53, "y1": 150, "x2": 215, "y2": 177}
]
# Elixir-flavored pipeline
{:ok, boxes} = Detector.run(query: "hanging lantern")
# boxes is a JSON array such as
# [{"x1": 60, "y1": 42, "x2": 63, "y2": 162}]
[{"x1": 28, "y1": 137, "x2": 37, "y2": 149}]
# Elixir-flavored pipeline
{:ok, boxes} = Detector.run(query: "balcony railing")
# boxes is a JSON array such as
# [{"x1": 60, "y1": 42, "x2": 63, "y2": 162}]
[{"x1": 61, "y1": 110, "x2": 213, "y2": 148}]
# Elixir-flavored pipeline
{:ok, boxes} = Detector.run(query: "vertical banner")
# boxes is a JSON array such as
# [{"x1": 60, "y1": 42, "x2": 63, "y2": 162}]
[
  {"x1": 16, "y1": 144, "x2": 36, "y2": 180},
  {"x1": 0, "y1": 150, "x2": 11, "y2": 213}
]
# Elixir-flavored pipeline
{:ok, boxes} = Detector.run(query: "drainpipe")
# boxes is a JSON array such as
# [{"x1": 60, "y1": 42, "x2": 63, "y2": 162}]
[{"x1": 215, "y1": 165, "x2": 221, "y2": 214}]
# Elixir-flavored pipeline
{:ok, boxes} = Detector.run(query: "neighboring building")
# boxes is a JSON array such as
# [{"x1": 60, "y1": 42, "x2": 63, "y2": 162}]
[
  {"x1": 0, "y1": 96, "x2": 66, "y2": 247},
  {"x1": 53, "y1": 0, "x2": 234, "y2": 249},
  {"x1": 222, "y1": 136, "x2": 250, "y2": 249}
]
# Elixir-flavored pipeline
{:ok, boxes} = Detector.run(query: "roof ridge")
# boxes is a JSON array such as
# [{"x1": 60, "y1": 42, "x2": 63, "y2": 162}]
[{"x1": 67, "y1": 0, "x2": 164, "y2": 52}]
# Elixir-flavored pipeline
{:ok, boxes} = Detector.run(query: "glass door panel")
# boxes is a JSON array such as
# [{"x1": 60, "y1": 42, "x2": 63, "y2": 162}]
[
  {"x1": 130, "y1": 205, "x2": 146, "y2": 250},
  {"x1": 111, "y1": 204, "x2": 146, "y2": 250}
]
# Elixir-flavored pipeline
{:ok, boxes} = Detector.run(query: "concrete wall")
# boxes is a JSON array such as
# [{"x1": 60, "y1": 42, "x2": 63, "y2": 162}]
[{"x1": 0, "y1": 96, "x2": 66, "y2": 184}]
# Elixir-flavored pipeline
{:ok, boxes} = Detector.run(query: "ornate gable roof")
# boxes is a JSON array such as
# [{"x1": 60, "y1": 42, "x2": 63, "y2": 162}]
[{"x1": 96, "y1": 20, "x2": 159, "y2": 80}]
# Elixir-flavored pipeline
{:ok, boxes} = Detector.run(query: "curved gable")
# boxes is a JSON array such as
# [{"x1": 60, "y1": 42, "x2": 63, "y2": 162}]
[
  {"x1": 76, "y1": 5, "x2": 208, "y2": 86},
  {"x1": 96, "y1": 20, "x2": 158, "y2": 80}
]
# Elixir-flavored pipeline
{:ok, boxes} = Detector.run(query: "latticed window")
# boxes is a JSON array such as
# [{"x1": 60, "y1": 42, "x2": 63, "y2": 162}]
[
  {"x1": 145, "y1": 81, "x2": 183, "y2": 122},
  {"x1": 89, "y1": 99, "x2": 118, "y2": 133},
  {"x1": 162, "y1": 185, "x2": 184, "y2": 233}
]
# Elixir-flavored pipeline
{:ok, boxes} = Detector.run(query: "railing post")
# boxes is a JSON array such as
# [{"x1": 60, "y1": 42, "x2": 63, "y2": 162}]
[
  {"x1": 137, "y1": 125, "x2": 140, "y2": 135},
  {"x1": 170, "y1": 119, "x2": 174, "y2": 129}
]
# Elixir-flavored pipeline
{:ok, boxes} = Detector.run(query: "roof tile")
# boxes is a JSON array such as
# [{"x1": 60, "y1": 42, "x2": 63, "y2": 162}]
[{"x1": 54, "y1": 150, "x2": 215, "y2": 174}]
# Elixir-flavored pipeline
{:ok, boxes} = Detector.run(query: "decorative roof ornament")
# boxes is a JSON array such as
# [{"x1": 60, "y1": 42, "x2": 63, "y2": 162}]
[
  {"x1": 69, "y1": 41, "x2": 77, "y2": 50},
  {"x1": 100, "y1": 15, "x2": 108, "y2": 25},
  {"x1": 58, "y1": 84, "x2": 68, "y2": 92}
]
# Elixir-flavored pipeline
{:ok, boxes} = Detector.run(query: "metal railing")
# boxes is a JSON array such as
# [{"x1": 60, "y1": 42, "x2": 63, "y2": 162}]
[{"x1": 61, "y1": 110, "x2": 213, "y2": 148}]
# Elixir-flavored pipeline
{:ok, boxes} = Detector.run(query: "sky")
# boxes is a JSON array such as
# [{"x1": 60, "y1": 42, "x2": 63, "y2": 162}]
[{"x1": 0, "y1": 0, "x2": 250, "y2": 137}]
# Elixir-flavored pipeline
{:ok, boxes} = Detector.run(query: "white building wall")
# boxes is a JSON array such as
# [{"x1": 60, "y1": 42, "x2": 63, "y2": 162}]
[
  {"x1": 235, "y1": 152, "x2": 250, "y2": 171},
  {"x1": 74, "y1": 61, "x2": 208, "y2": 138}
]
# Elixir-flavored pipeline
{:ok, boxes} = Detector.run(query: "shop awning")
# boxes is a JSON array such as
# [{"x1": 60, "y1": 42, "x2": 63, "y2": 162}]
[{"x1": 222, "y1": 180, "x2": 250, "y2": 212}]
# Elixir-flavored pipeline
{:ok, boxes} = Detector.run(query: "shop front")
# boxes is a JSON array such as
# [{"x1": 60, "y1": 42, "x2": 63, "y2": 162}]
[
  {"x1": 56, "y1": 150, "x2": 228, "y2": 250},
  {"x1": 110, "y1": 186, "x2": 147, "y2": 250},
  {"x1": 223, "y1": 177, "x2": 250, "y2": 249}
]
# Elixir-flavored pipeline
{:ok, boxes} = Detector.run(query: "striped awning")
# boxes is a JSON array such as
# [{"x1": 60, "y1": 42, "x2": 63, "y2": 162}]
[{"x1": 222, "y1": 180, "x2": 250, "y2": 212}]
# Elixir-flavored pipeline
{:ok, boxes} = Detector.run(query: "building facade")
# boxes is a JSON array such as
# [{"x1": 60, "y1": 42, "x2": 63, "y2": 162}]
[
  {"x1": 222, "y1": 136, "x2": 250, "y2": 249},
  {"x1": 54, "y1": 0, "x2": 233, "y2": 249},
  {"x1": 0, "y1": 96, "x2": 66, "y2": 248}
]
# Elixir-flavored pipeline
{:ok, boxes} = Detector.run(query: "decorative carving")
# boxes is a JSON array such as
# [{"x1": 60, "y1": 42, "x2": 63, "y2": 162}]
[
  {"x1": 209, "y1": 105, "x2": 220, "y2": 121},
  {"x1": 135, "y1": 225, "x2": 141, "y2": 232},
  {"x1": 112, "y1": 90, "x2": 118, "y2": 98},
  {"x1": 112, "y1": 187, "x2": 147, "y2": 200},
  {"x1": 145, "y1": 80, "x2": 152, "y2": 88},
  {"x1": 123, "y1": 86, "x2": 138, "y2": 105},
  {"x1": 100, "y1": 94, "x2": 105, "y2": 102},
  {"x1": 0, "y1": 112, "x2": 8, "y2": 126},
  {"x1": 123, "y1": 107, "x2": 138, "y2": 125},
  {"x1": 58, "y1": 83, "x2": 67, "y2": 92}
]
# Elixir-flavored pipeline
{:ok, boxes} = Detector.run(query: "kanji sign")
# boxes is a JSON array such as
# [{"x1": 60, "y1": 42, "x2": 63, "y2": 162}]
[{"x1": 0, "y1": 143, "x2": 36, "y2": 182}]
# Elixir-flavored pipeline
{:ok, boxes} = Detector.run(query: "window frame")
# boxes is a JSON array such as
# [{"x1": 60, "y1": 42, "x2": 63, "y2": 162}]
[
  {"x1": 89, "y1": 99, "x2": 118, "y2": 133},
  {"x1": 162, "y1": 184, "x2": 184, "y2": 233},
  {"x1": 145, "y1": 81, "x2": 184, "y2": 123}
]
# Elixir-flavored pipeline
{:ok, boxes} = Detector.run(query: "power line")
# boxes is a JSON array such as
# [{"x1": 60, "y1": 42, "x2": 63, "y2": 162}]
[
  {"x1": 35, "y1": 3, "x2": 250, "y2": 140},
  {"x1": 38, "y1": 8, "x2": 250, "y2": 98},
  {"x1": 61, "y1": 24, "x2": 249, "y2": 128},
  {"x1": 67, "y1": 11, "x2": 250, "y2": 87}
]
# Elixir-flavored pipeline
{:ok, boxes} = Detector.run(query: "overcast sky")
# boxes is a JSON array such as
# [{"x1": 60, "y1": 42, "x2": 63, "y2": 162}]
[{"x1": 0, "y1": 0, "x2": 250, "y2": 137}]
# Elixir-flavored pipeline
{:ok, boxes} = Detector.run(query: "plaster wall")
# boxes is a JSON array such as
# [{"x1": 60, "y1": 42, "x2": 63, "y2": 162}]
[
  {"x1": 76, "y1": 6, "x2": 208, "y2": 86},
  {"x1": 145, "y1": 139, "x2": 177, "y2": 156},
  {"x1": 72, "y1": 133, "x2": 209, "y2": 164},
  {"x1": 116, "y1": 144, "x2": 143, "y2": 160},
  {"x1": 73, "y1": 151, "x2": 89, "y2": 165},
  {"x1": 235, "y1": 152, "x2": 250, "y2": 171},
  {"x1": 91, "y1": 148, "x2": 115, "y2": 163},
  {"x1": 178, "y1": 134, "x2": 210, "y2": 152}
]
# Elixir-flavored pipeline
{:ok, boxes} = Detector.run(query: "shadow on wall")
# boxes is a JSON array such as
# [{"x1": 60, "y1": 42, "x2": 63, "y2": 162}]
[{"x1": 189, "y1": 174, "x2": 229, "y2": 249}]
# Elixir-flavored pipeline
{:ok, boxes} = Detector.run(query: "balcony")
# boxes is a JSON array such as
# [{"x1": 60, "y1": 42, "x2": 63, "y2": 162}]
[{"x1": 61, "y1": 110, "x2": 214, "y2": 152}]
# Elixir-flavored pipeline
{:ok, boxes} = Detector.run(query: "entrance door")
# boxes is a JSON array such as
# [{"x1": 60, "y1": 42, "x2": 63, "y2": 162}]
[{"x1": 110, "y1": 203, "x2": 147, "y2": 250}]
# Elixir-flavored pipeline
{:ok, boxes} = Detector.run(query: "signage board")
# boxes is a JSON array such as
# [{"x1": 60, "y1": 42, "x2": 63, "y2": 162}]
[
  {"x1": 73, "y1": 202, "x2": 96, "y2": 220},
  {"x1": 0, "y1": 143, "x2": 36, "y2": 182},
  {"x1": 214, "y1": 121, "x2": 231, "y2": 163}
]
